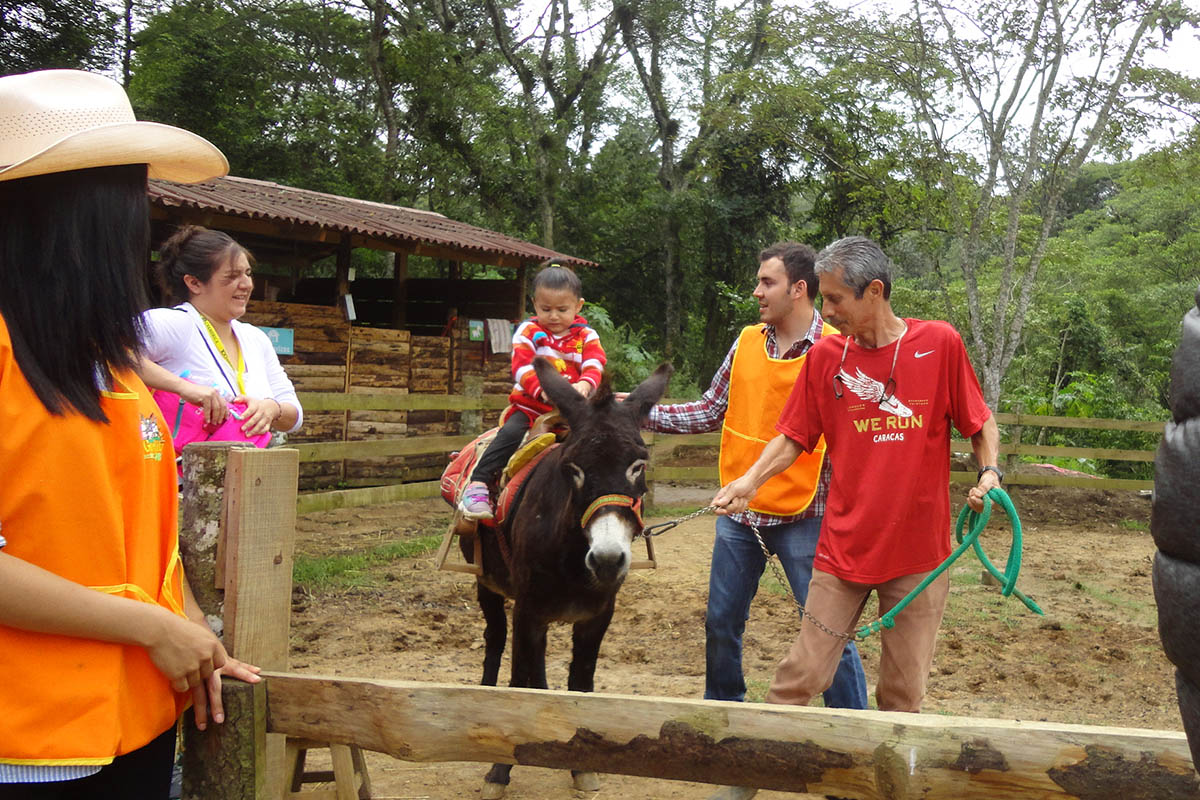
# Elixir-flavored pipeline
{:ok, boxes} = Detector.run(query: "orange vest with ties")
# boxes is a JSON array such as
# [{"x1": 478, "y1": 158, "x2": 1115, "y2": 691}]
[
  {"x1": 0, "y1": 316, "x2": 187, "y2": 767},
  {"x1": 719, "y1": 323, "x2": 833, "y2": 516}
]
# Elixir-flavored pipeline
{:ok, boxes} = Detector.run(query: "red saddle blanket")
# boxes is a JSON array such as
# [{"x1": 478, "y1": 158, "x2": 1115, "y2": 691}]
[{"x1": 440, "y1": 429, "x2": 559, "y2": 527}]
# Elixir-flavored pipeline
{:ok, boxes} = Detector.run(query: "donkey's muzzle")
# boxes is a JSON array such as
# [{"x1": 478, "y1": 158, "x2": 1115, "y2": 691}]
[
  {"x1": 585, "y1": 547, "x2": 629, "y2": 585},
  {"x1": 584, "y1": 512, "x2": 635, "y2": 585}
]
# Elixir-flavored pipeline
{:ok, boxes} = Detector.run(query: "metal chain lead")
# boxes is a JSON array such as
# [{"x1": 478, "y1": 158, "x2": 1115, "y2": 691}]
[
  {"x1": 642, "y1": 504, "x2": 721, "y2": 537},
  {"x1": 644, "y1": 505, "x2": 893, "y2": 640},
  {"x1": 750, "y1": 524, "x2": 859, "y2": 641}
]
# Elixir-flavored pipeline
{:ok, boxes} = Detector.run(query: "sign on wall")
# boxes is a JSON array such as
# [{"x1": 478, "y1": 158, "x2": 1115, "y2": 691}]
[{"x1": 258, "y1": 326, "x2": 295, "y2": 356}]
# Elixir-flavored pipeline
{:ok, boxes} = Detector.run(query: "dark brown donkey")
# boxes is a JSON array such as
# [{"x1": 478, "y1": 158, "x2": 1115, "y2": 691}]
[{"x1": 460, "y1": 357, "x2": 671, "y2": 798}]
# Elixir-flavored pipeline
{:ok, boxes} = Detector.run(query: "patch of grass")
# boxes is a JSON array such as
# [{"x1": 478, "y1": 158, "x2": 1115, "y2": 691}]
[
  {"x1": 1072, "y1": 580, "x2": 1154, "y2": 623},
  {"x1": 293, "y1": 534, "x2": 442, "y2": 592},
  {"x1": 758, "y1": 572, "x2": 788, "y2": 597},
  {"x1": 745, "y1": 679, "x2": 770, "y2": 703},
  {"x1": 1118, "y1": 518, "x2": 1149, "y2": 532},
  {"x1": 644, "y1": 503, "x2": 713, "y2": 519}
]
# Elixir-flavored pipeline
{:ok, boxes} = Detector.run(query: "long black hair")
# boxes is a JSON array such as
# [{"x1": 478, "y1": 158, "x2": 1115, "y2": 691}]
[{"x1": 0, "y1": 164, "x2": 151, "y2": 422}]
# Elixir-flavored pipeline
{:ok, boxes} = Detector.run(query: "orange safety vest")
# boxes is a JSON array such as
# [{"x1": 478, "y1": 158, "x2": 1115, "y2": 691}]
[
  {"x1": 719, "y1": 323, "x2": 834, "y2": 516},
  {"x1": 0, "y1": 317, "x2": 187, "y2": 767}
]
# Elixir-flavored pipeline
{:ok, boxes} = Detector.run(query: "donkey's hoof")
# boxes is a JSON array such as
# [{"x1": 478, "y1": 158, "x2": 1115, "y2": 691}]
[
  {"x1": 481, "y1": 781, "x2": 507, "y2": 800},
  {"x1": 572, "y1": 771, "x2": 600, "y2": 791}
]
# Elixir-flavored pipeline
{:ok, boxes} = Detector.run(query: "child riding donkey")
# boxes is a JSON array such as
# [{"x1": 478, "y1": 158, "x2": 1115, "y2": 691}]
[{"x1": 459, "y1": 263, "x2": 606, "y2": 520}]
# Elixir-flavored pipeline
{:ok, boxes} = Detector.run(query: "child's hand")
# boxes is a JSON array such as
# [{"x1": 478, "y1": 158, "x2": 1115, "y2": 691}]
[{"x1": 572, "y1": 381, "x2": 592, "y2": 397}]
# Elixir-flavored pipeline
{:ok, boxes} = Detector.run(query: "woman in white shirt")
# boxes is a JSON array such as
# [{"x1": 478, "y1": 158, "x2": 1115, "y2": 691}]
[{"x1": 140, "y1": 226, "x2": 302, "y2": 443}]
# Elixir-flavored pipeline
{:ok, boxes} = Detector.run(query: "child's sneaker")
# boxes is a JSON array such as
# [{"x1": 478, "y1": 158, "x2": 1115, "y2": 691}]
[{"x1": 459, "y1": 481, "x2": 494, "y2": 520}]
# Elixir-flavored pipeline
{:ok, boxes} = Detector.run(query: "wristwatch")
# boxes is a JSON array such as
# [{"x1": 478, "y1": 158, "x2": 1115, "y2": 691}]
[{"x1": 977, "y1": 465, "x2": 1004, "y2": 484}]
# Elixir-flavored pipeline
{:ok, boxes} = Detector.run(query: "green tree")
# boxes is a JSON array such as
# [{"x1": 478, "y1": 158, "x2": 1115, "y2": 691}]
[
  {"x1": 1, "y1": 0, "x2": 120, "y2": 74},
  {"x1": 861, "y1": 0, "x2": 1200, "y2": 406},
  {"x1": 130, "y1": 0, "x2": 382, "y2": 197}
]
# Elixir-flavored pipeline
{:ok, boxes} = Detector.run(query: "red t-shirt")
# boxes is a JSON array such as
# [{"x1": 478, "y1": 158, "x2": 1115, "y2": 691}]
[{"x1": 776, "y1": 318, "x2": 992, "y2": 583}]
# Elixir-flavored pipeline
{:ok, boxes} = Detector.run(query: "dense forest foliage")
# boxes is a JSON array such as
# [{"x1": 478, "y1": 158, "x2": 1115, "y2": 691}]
[{"x1": 5, "y1": 0, "x2": 1199, "y2": 476}]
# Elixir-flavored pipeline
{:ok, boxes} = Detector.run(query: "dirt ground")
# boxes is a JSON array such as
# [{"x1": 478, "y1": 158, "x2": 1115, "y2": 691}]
[{"x1": 289, "y1": 483, "x2": 1177, "y2": 799}]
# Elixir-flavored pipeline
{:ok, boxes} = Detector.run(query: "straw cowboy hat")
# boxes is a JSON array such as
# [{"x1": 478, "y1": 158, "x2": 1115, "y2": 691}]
[{"x1": 0, "y1": 69, "x2": 228, "y2": 183}]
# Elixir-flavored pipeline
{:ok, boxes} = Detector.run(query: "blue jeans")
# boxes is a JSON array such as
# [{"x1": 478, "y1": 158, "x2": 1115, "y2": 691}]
[{"x1": 705, "y1": 515, "x2": 868, "y2": 708}]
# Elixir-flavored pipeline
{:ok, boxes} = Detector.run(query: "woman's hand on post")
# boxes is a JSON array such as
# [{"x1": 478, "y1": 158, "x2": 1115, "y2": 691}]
[
  {"x1": 232, "y1": 396, "x2": 281, "y2": 437},
  {"x1": 197, "y1": 654, "x2": 263, "y2": 729}
]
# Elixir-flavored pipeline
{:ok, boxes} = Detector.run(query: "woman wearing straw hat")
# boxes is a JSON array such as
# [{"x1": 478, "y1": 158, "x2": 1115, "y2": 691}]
[{"x1": 0, "y1": 69, "x2": 259, "y2": 797}]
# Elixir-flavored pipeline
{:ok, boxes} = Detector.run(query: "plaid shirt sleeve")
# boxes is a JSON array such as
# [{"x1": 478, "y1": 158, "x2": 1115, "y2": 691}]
[{"x1": 646, "y1": 339, "x2": 737, "y2": 433}]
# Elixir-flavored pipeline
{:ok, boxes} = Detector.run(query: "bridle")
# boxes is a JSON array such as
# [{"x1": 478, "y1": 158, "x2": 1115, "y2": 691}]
[{"x1": 579, "y1": 493, "x2": 645, "y2": 530}]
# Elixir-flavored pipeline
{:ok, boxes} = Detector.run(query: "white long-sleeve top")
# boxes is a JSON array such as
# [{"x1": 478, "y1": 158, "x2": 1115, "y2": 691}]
[{"x1": 141, "y1": 302, "x2": 303, "y2": 433}]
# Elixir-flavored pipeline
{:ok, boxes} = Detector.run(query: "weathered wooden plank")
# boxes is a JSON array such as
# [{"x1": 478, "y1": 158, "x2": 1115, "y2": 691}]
[
  {"x1": 288, "y1": 376, "x2": 346, "y2": 392},
  {"x1": 293, "y1": 434, "x2": 470, "y2": 462},
  {"x1": 283, "y1": 365, "x2": 346, "y2": 378},
  {"x1": 949, "y1": 440, "x2": 1155, "y2": 462},
  {"x1": 993, "y1": 412, "x2": 1165, "y2": 433},
  {"x1": 221, "y1": 448, "x2": 298, "y2": 797},
  {"x1": 261, "y1": 674, "x2": 1200, "y2": 799},
  {"x1": 649, "y1": 465, "x2": 719, "y2": 482},
  {"x1": 296, "y1": 392, "x2": 507, "y2": 412},
  {"x1": 296, "y1": 480, "x2": 443, "y2": 513},
  {"x1": 222, "y1": 447, "x2": 298, "y2": 668},
  {"x1": 948, "y1": 472, "x2": 1152, "y2": 490},
  {"x1": 346, "y1": 420, "x2": 410, "y2": 437},
  {"x1": 347, "y1": 410, "x2": 408, "y2": 424}
]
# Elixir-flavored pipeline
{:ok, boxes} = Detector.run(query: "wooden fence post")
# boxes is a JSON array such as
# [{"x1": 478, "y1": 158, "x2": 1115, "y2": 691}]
[
  {"x1": 644, "y1": 431, "x2": 657, "y2": 510},
  {"x1": 181, "y1": 679, "x2": 266, "y2": 800},
  {"x1": 179, "y1": 443, "x2": 300, "y2": 799},
  {"x1": 461, "y1": 376, "x2": 484, "y2": 436}
]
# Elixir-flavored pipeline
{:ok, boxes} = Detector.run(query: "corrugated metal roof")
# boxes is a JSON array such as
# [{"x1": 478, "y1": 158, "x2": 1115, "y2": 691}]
[{"x1": 148, "y1": 175, "x2": 597, "y2": 268}]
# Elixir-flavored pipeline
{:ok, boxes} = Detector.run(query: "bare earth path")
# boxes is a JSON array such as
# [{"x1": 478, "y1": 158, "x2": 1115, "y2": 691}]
[{"x1": 288, "y1": 484, "x2": 1176, "y2": 799}]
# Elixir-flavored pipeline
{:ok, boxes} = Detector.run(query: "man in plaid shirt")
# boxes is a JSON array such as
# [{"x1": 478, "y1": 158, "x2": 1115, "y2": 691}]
[{"x1": 646, "y1": 242, "x2": 867, "y2": 707}]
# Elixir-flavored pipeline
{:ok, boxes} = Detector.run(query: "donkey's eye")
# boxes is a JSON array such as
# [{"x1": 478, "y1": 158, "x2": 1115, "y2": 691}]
[
  {"x1": 567, "y1": 462, "x2": 586, "y2": 489},
  {"x1": 626, "y1": 459, "x2": 647, "y2": 485}
]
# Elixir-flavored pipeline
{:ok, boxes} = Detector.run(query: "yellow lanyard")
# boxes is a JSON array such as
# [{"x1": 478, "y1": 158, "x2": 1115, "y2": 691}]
[{"x1": 198, "y1": 314, "x2": 246, "y2": 395}]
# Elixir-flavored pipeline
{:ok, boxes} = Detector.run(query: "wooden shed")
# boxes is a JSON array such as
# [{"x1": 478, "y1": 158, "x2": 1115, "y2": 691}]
[{"x1": 148, "y1": 176, "x2": 596, "y2": 487}]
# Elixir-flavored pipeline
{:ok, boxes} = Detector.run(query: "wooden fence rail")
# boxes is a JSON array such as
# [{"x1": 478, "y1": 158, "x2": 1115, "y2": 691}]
[
  {"x1": 201, "y1": 674, "x2": 1200, "y2": 799},
  {"x1": 291, "y1": 393, "x2": 1165, "y2": 513}
]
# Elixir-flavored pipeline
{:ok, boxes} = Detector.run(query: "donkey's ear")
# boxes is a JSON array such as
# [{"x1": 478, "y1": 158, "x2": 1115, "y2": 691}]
[
  {"x1": 533, "y1": 357, "x2": 588, "y2": 425},
  {"x1": 621, "y1": 363, "x2": 673, "y2": 420}
]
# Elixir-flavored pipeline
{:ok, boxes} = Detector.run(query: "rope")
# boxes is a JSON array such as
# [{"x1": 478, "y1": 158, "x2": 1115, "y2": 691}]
[{"x1": 853, "y1": 487, "x2": 1043, "y2": 639}]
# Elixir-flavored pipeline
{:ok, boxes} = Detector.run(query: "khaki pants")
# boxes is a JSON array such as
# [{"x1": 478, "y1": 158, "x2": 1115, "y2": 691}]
[{"x1": 766, "y1": 568, "x2": 949, "y2": 712}]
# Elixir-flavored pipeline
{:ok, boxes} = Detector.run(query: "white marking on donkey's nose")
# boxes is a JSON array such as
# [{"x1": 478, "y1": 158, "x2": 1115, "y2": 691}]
[{"x1": 585, "y1": 513, "x2": 634, "y2": 581}]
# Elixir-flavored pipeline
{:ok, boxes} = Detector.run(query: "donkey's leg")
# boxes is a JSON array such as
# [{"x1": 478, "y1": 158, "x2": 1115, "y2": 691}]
[
  {"x1": 567, "y1": 600, "x2": 616, "y2": 792},
  {"x1": 477, "y1": 582, "x2": 507, "y2": 687},
  {"x1": 479, "y1": 584, "x2": 513, "y2": 797},
  {"x1": 568, "y1": 599, "x2": 615, "y2": 693},
  {"x1": 483, "y1": 601, "x2": 549, "y2": 797},
  {"x1": 509, "y1": 603, "x2": 549, "y2": 689}
]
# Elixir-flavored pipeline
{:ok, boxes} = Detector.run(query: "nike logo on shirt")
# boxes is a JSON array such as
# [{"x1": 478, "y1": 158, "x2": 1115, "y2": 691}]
[{"x1": 914, "y1": 350, "x2": 935, "y2": 358}]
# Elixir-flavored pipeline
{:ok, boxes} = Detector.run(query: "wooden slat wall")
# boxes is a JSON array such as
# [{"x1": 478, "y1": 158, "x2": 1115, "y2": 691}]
[
  {"x1": 452, "y1": 318, "x2": 511, "y2": 430},
  {"x1": 237, "y1": 302, "x2": 516, "y2": 490},
  {"x1": 401, "y1": 335, "x2": 456, "y2": 481},
  {"x1": 344, "y1": 327, "x2": 410, "y2": 485},
  {"x1": 241, "y1": 301, "x2": 349, "y2": 488}
]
